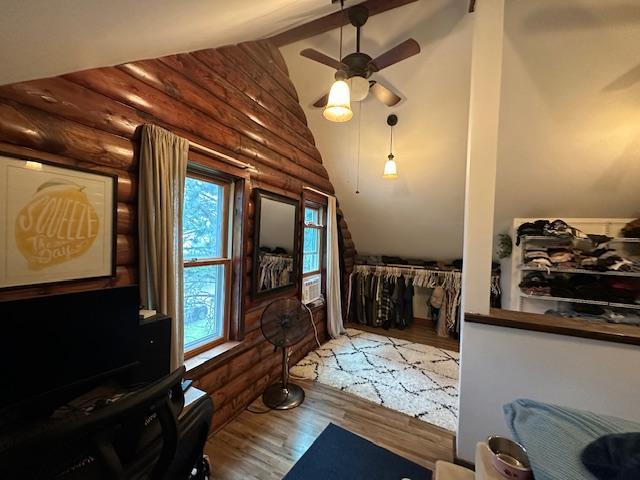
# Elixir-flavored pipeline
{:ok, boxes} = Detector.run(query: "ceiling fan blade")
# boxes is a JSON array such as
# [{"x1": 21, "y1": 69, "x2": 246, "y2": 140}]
[
  {"x1": 313, "y1": 92, "x2": 329, "y2": 108},
  {"x1": 369, "y1": 81, "x2": 402, "y2": 107},
  {"x1": 300, "y1": 48, "x2": 346, "y2": 71},
  {"x1": 369, "y1": 39, "x2": 421, "y2": 72}
]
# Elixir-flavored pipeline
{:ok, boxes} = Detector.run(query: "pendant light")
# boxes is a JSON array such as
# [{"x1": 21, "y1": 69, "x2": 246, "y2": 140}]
[
  {"x1": 324, "y1": 71, "x2": 353, "y2": 122},
  {"x1": 323, "y1": 0, "x2": 353, "y2": 122},
  {"x1": 383, "y1": 114, "x2": 399, "y2": 178}
]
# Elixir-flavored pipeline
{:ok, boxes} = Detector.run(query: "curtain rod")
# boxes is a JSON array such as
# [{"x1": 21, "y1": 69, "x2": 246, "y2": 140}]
[
  {"x1": 188, "y1": 140, "x2": 257, "y2": 172},
  {"x1": 303, "y1": 185, "x2": 334, "y2": 198}
]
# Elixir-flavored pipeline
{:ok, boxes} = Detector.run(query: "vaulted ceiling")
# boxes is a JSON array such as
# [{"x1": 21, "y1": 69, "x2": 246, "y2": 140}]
[
  {"x1": 0, "y1": 0, "x2": 359, "y2": 86},
  {"x1": 282, "y1": 0, "x2": 472, "y2": 260}
]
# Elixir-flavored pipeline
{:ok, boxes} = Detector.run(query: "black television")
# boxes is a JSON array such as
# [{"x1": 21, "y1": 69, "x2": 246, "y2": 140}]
[{"x1": 0, "y1": 286, "x2": 140, "y2": 416}]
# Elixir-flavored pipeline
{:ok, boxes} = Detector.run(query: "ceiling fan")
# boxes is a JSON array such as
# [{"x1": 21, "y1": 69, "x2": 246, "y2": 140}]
[{"x1": 301, "y1": 4, "x2": 421, "y2": 108}]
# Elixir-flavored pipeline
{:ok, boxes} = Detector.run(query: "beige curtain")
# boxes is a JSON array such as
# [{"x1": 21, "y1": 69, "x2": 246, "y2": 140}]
[
  {"x1": 327, "y1": 196, "x2": 346, "y2": 338},
  {"x1": 139, "y1": 125, "x2": 189, "y2": 370}
]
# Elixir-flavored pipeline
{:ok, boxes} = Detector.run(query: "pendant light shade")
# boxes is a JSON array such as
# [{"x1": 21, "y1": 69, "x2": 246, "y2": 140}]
[
  {"x1": 323, "y1": 79, "x2": 353, "y2": 122},
  {"x1": 383, "y1": 114, "x2": 399, "y2": 178},
  {"x1": 349, "y1": 76, "x2": 370, "y2": 102},
  {"x1": 383, "y1": 154, "x2": 398, "y2": 178}
]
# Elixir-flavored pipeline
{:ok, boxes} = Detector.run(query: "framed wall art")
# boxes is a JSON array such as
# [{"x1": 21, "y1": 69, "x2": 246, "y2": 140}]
[{"x1": 0, "y1": 153, "x2": 117, "y2": 289}]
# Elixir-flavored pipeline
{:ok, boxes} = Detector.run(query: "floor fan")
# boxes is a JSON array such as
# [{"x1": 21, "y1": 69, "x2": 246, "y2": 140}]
[{"x1": 260, "y1": 298, "x2": 311, "y2": 410}]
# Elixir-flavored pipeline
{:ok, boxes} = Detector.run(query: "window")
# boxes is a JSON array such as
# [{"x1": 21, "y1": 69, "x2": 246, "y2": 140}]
[
  {"x1": 302, "y1": 204, "x2": 325, "y2": 305},
  {"x1": 182, "y1": 173, "x2": 232, "y2": 355},
  {"x1": 303, "y1": 206, "x2": 323, "y2": 277}
]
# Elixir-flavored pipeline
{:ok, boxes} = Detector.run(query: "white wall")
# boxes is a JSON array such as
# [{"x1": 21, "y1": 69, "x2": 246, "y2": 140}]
[
  {"x1": 457, "y1": 322, "x2": 640, "y2": 461},
  {"x1": 282, "y1": 0, "x2": 472, "y2": 261},
  {"x1": 494, "y1": 0, "x2": 640, "y2": 242},
  {"x1": 0, "y1": 0, "x2": 349, "y2": 86},
  {"x1": 459, "y1": 0, "x2": 640, "y2": 463}
]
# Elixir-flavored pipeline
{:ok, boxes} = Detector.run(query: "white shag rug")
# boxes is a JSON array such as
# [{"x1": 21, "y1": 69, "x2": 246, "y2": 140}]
[{"x1": 291, "y1": 328, "x2": 460, "y2": 432}]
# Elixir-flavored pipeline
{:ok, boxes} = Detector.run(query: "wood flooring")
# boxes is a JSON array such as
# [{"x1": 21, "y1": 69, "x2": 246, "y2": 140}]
[
  {"x1": 205, "y1": 380, "x2": 455, "y2": 479},
  {"x1": 346, "y1": 319, "x2": 460, "y2": 352}
]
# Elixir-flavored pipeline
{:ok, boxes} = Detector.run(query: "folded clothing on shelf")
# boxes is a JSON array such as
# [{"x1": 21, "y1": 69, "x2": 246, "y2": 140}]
[
  {"x1": 521, "y1": 273, "x2": 640, "y2": 305},
  {"x1": 519, "y1": 272, "x2": 551, "y2": 295},
  {"x1": 516, "y1": 220, "x2": 550, "y2": 245},
  {"x1": 545, "y1": 307, "x2": 640, "y2": 326},
  {"x1": 621, "y1": 218, "x2": 640, "y2": 238}
]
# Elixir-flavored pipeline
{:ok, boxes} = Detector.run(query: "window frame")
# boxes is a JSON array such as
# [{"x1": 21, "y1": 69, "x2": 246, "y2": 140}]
[
  {"x1": 183, "y1": 170, "x2": 234, "y2": 359},
  {"x1": 302, "y1": 203, "x2": 325, "y2": 279}
]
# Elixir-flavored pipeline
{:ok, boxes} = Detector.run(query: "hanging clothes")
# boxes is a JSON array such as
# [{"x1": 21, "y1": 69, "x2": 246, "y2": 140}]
[
  {"x1": 404, "y1": 277, "x2": 414, "y2": 327},
  {"x1": 379, "y1": 277, "x2": 394, "y2": 329},
  {"x1": 258, "y1": 253, "x2": 293, "y2": 291},
  {"x1": 350, "y1": 264, "x2": 501, "y2": 336},
  {"x1": 393, "y1": 275, "x2": 406, "y2": 329}
]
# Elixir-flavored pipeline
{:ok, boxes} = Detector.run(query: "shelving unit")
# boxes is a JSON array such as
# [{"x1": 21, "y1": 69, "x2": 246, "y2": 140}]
[
  {"x1": 519, "y1": 265, "x2": 640, "y2": 278},
  {"x1": 519, "y1": 293, "x2": 640, "y2": 311},
  {"x1": 521, "y1": 235, "x2": 640, "y2": 244},
  {"x1": 507, "y1": 218, "x2": 639, "y2": 316}
]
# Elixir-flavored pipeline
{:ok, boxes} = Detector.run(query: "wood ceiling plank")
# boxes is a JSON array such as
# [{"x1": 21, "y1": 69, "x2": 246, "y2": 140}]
[{"x1": 267, "y1": 0, "x2": 420, "y2": 47}]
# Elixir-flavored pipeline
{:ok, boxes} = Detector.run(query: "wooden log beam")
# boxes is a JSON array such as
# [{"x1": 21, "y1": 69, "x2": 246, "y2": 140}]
[
  {"x1": 0, "y1": 266, "x2": 136, "y2": 302},
  {"x1": 0, "y1": 99, "x2": 136, "y2": 171},
  {"x1": 217, "y1": 46, "x2": 307, "y2": 124},
  {"x1": 64, "y1": 68, "x2": 334, "y2": 193},
  {"x1": 159, "y1": 54, "x2": 320, "y2": 161},
  {"x1": 0, "y1": 142, "x2": 136, "y2": 203},
  {"x1": 268, "y1": 0, "x2": 420, "y2": 47},
  {"x1": 118, "y1": 59, "x2": 326, "y2": 177},
  {"x1": 257, "y1": 40, "x2": 290, "y2": 76},
  {"x1": 189, "y1": 50, "x2": 312, "y2": 142},
  {"x1": 116, "y1": 234, "x2": 136, "y2": 265},
  {"x1": 238, "y1": 42, "x2": 299, "y2": 103}
]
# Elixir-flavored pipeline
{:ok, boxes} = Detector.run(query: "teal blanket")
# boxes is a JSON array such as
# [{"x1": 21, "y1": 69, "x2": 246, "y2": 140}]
[{"x1": 503, "y1": 399, "x2": 640, "y2": 480}]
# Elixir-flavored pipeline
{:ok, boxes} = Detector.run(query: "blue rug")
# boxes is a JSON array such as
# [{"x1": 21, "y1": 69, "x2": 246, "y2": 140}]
[{"x1": 283, "y1": 423, "x2": 432, "y2": 480}]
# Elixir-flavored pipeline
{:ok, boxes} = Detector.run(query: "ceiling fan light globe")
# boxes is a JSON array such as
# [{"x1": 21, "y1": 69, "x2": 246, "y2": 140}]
[
  {"x1": 383, "y1": 154, "x2": 398, "y2": 178},
  {"x1": 323, "y1": 80, "x2": 353, "y2": 122},
  {"x1": 349, "y1": 76, "x2": 370, "y2": 101}
]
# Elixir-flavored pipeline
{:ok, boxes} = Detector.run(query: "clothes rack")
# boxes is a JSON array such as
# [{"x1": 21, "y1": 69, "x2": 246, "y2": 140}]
[{"x1": 349, "y1": 264, "x2": 501, "y2": 336}]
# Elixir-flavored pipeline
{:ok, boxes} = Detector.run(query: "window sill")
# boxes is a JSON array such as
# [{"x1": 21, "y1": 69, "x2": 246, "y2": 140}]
[{"x1": 184, "y1": 340, "x2": 243, "y2": 379}]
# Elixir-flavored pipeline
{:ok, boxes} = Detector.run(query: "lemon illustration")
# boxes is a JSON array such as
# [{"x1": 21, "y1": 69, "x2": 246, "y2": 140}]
[{"x1": 15, "y1": 180, "x2": 100, "y2": 270}]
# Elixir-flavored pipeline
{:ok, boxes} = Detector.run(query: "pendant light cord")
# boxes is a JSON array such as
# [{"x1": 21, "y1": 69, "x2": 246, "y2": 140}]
[
  {"x1": 389, "y1": 125, "x2": 393, "y2": 156},
  {"x1": 356, "y1": 101, "x2": 362, "y2": 194},
  {"x1": 339, "y1": 0, "x2": 344, "y2": 61}
]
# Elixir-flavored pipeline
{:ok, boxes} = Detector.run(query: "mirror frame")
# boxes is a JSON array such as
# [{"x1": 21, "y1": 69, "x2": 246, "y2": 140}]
[{"x1": 252, "y1": 189, "x2": 300, "y2": 299}]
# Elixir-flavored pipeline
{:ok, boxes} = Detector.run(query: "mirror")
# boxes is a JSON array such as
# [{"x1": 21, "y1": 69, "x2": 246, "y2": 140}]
[{"x1": 253, "y1": 189, "x2": 300, "y2": 297}]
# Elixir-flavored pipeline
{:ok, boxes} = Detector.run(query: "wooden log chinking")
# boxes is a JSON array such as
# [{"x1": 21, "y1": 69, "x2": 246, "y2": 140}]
[
  {"x1": 158, "y1": 54, "x2": 321, "y2": 161},
  {"x1": 118, "y1": 59, "x2": 326, "y2": 175},
  {"x1": 186, "y1": 51, "x2": 314, "y2": 145},
  {"x1": 0, "y1": 99, "x2": 135, "y2": 171}
]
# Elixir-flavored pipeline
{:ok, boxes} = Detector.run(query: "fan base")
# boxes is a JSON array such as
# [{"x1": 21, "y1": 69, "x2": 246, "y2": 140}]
[{"x1": 262, "y1": 383, "x2": 305, "y2": 410}]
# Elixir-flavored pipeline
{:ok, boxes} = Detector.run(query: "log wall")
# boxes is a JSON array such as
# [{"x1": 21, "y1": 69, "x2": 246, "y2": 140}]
[{"x1": 0, "y1": 40, "x2": 357, "y2": 431}]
